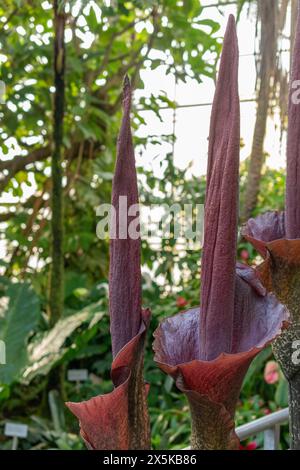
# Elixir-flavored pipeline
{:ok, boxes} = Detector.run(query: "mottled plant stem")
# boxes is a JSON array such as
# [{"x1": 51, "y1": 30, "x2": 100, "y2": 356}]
[
  {"x1": 289, "y1": 373, "x2": 300, "y2": 449},
  {"x1": 127, "y1": 335, "x2": 151, "y2": 449},
  {"x1": 272, "y1": 322, "x2": 300, "y2": 449},
  {"x1": 187, "y1": 394, "x2": 238, "y2": 450},
  {"x1": 263, "y1": 246, "x2": 300, "y2": 448}
]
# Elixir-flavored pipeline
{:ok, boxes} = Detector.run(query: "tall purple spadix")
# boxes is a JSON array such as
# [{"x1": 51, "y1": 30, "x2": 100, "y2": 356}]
[
  {"x1": 200, "y1": 15, "x2": 240, "y2": 359},
  {"x1": 286, "y1": 2, "x2": 300, "y2": 239},
  {"x1": 109, "y1": 75, "x2": 142, "y2": 358},
  {"x1": 67, "y1": 77, "x2": 150, "y2": 450}
]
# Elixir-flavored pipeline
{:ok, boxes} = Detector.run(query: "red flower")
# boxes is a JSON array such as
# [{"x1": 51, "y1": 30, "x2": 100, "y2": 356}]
[
  {"x1": 176, "y1": 296, "x2": 188, "y2": 308},
  {"x1": 239, "y1": 441, "x2": 257, "y2": 450},
  {"x1": 264, "y1": 361, "x2": 280, "y2": 384},
  {"x1": 240, "y1": 249, "x2": 249, "y2": 261}
]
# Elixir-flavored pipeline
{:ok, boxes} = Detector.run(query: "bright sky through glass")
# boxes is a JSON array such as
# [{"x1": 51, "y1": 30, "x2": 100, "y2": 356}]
[{"x1": 135, "y1": 0, "x2": 291, "y2": 177}]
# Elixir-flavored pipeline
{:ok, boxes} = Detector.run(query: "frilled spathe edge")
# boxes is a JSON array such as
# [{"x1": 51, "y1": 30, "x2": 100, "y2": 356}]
[
  {"x1": 153, "y1": 303, "x2": 287, "y2": 411},
  {"x1": 241, "y1": 211, "x2": 300, "y2": 296},
  {"x1": 257, "y1": 239, "x2": 300, "y2": 309},
  {"x1": 66, "y1": 308, "x2": 150, "y2": 450},
  {"x1": 153, "y1": 310, "x2": 258, "y2": 432},
  {"x1": 241, "y1": 211, "x2": 286, "y2": 257}
]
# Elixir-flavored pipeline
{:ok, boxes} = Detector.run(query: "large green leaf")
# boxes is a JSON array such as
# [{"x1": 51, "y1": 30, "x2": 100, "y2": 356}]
[
  {"x1": 0, "y1": 282, "x2": 40, "y2": 385},
  {"x1": 22, "y1": 302, "x2": 104, "y2": 384},
  {"x1": 275, "y1": 377, "x2": 289, "y2": 408},
  {"x1": 242, "y1": 346, "x2": 272, "y2": 390}
]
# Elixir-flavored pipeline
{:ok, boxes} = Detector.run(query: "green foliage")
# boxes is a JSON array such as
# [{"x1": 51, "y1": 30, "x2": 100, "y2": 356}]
[
  {"x1": 0, "y1": 0, "x2": 221, "y2": 289},
  {"x1": 240, "y1": 163, "x2": 285, "y2": 217},
  {"x1": 0, "y1": 280, "x2": 40, "y2": 385},
  {"x1": 22, "y1": 301, "x2": 104, "y2": 384},
  {"x1": 0, "y1": 157, "x2": 288, "y2": 449},
  {"x1": 140, "y1": 152, "x2": 204, "y2": 288}
]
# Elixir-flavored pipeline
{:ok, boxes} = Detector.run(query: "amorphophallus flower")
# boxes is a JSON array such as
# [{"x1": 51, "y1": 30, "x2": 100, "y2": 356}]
[
  {"x1": 241, "y1": 2, "x2": 300, "y2": 450},
  {"x1": 153, "y1": 15, "x2": 288, "y2": 450},
  {"x1": 66, "y1": 77, "x2": 151, "y2": 450}
]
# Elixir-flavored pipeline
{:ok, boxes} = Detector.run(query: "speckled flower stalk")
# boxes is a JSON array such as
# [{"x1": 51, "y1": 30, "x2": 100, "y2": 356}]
[
  {"x1": 242, "y1": 1, "x2": 300, "y2": 450},
  {"x1": 66, "y1": 77, "x2": 151, "y2": 450},
  {"x1": 153, "y1": 16, "x2": 288, "y2": 451}
]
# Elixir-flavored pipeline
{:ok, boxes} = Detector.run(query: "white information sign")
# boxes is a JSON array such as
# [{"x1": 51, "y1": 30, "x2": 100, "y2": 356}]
[
  {"x1": 4, "y1": 423, "x2": 28, "y2": 438},
  {"x1": 67, "y1": 369, "x2": 88, "y2": 382}
]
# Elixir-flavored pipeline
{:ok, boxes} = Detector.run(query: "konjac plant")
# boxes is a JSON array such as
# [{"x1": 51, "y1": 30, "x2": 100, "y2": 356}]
[
  {"x1": 153, "y1": 15, "x2": 288, "y2": 450},
  {"x1": 67, "y1": 77, "x2": 151, "y2": 450},
  {"x1": 67, "y1": 15, "x2": 292, "y2": 451}
]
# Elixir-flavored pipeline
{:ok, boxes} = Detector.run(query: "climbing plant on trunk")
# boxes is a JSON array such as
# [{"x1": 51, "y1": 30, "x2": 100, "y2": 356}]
[{"x1": 50, "y1": 0, "x2": 65, "y2": 326}]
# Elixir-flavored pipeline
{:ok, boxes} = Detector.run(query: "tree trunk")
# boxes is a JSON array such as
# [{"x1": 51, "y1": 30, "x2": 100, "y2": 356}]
[
  {"x1": 241, "y1": 0, "x2": 278, "y2": 221},
  {"x1": 49, "y1": 0, "x2": 65, "y2": 326},
  {"x1": 291, "y1": 0, "x2": 298, "y2": 68}
]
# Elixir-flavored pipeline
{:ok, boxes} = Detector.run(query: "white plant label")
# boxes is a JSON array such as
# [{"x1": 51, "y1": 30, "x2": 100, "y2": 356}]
[
  {"x1": 0, "y1": 340, "x2": 5, "y2": 364},
  {"x1": 4, "y1": 423, "x2": 28, "y2": 438},
  {"x1": 67, "y1": 369, "x2": 88, "y2": 382},
  {"x1": 291, "y1": 340, "x2": 300, "y2": 365}
]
